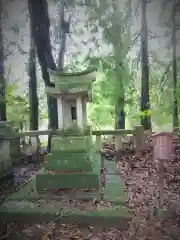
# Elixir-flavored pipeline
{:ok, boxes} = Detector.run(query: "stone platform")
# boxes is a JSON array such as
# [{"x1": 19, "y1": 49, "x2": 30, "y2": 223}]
[{"x1": 0, "y1": 160, "x2": 131, "y2": 228}]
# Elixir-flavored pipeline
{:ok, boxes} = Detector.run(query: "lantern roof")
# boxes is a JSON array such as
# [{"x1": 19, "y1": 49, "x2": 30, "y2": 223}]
[
  {"x1": 48, "y1": 67, "x2": 97, "y2": 77},
  {"x1": 48, "y1": 68, "x2": 96, "y2": 90},
  {"x1": 46, "y1": 68, "x2": 97, "y2": 99}
]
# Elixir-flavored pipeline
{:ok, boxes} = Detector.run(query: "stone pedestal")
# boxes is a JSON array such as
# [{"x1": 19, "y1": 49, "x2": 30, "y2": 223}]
[{"x1": 35, "y1": 134, "x2": 100, "y2": 193}]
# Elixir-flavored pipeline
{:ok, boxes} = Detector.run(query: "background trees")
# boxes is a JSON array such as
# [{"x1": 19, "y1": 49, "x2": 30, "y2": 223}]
[{"x1": 1, "y1": 0, "x2": 180, "y2": 133}]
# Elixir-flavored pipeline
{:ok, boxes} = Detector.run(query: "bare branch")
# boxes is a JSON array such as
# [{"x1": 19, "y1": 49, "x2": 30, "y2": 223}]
[
  {"x1": 159, "y1": 63, "x2": 171, "y2": 87},
  {"x1": 17, "y1": 44, "x2": 28, "y2": 55},
  {"x1": 157, "y1": 63, "x2": 171, "y2": 100},
  {"x1": 134, "y1": 0, "x2": 140, "y2": 19}
]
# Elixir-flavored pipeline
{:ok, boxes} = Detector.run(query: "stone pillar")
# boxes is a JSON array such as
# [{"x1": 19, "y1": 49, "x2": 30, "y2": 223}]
[
  {"x1": 83, "y1": 102, "x2": 87, "y2": 124},
  {"x1": 115, "y1": 135, "x2": 123, "y2": 151},
  {"x1": 76, "y1": 96, "x2": 83, "y2": 129},
  {"x1": 57, "y1": 97, "x2": 64, "y2": 129},
  {"x1": 135, "y1": 125, "x2": 144, "y2": 151}
]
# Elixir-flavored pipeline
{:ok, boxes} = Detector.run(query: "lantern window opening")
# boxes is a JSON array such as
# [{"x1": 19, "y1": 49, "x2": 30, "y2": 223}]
[{"x1": 71, "y1": 106, "x2": 77, "y2": 120}]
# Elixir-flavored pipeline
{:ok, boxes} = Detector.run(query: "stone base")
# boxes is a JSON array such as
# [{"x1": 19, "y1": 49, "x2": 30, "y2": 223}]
[
  {"x1": 6, "y1": 160, "x2": 125, "y2": 203},
  {"x1": 36, "y1": 171, "x2": 100, "y2": 191},
  {"x1": 0, "y1": 160, "x2": 130, "y2": 228},
  {"x1": 44, "y1": 151, "x2": 93, "y2": 172},
  {"x1": 39, "y1": 152, "x2": 100, "y2": 191}
]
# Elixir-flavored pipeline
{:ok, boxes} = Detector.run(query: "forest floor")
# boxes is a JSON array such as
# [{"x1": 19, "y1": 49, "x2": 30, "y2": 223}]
[
  {"x1": 0, "y1": 162, "x2": 41, "y2": 204},
  {"x1": 1, "y1": 133, "x2": 180, "y2": 240}
]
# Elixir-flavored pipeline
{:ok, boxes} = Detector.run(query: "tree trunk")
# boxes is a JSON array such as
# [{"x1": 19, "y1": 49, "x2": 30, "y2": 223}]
[
  {"x1": 172, "y1": 0, "x2": 178, "y2": 129},
  {"x1": 140, "y1": 0, "x2": 151, "y2": 130},
  {"x1": 57, "y1": 0, "x2": 70, "y2": 70},
  {"x1": 28, "y1": 31, "x2": 38, "y2": 130},
  {"x1": 112, "y1": 0, "x2": 126, "y2": 130},
  {"x1": 115, "y1": 86, "x2": 125, "y2": 129},
  {"x1": 28, "y1": 13, "x2": 39, "y2": 131},
  {"x1": 28, "y1": 0, "x2": 58, "y2": 130},
  {"x1": 116, "y1": 106, "x2": 125, "y2": 129},
  {"x1": 0, "y1": 2, "x2": 6, "y2": 121}
]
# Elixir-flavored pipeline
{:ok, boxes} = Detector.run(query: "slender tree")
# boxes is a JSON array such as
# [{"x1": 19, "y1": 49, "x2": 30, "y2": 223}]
[
  {"x1": 28, "y1": 18, "x2": 38, "y2": 130},
  {"x1": 115, "y1": 0, "x2": 132, "y2": 129},
  {"x1": 140, "y1": 0, "x2": 151, "y2": 130},
  {"x1": 172, "y1": 0, "x2": 178, "y2": 129},
  {"x1": 28, "y1": 0, "x2": 58, "y2": 130},
  {"x1": 57, "y1": 0, "x2": 70, "y2": 70},
  {"x1": 0, "y1": 1, "x2": 6, "y2": 121}
]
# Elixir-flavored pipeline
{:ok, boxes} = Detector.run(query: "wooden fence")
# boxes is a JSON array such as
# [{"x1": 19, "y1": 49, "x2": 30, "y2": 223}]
[{"x1": 8, "y1": 125, "x2": 144, "y2": 159}]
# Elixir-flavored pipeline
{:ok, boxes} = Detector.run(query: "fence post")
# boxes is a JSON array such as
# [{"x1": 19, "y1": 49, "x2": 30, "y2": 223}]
[
  {"x1": 135, "y1": 125, "x2": 144, "y2": 151},
  {"x1": 95, "y1": 135, "x2": 102, "y2": 152},
  {"x1": 10, "y1": 128, "x2": 21, "y2": 164},
  {"x1": 115, "y1": 135, "x2": 123, "y2": 151}
]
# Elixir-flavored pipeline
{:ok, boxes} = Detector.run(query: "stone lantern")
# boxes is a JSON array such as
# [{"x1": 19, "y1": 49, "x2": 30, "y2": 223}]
[{"x1": 46, "y1": 68, "x2": 97, "y2": 130}]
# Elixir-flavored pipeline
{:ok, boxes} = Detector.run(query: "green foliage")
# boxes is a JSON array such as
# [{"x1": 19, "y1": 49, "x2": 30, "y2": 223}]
[
  {"x1": 24, "y1": 0, "x2": 180, "y2": 130},
  {"x1": 6, "y1": 82, "x2": 29, "y2": 128},
  {"x1": 83, "y1": 0, "x2": 136, "y2": 129},
  {"x1": 149, "y1": 64, "x2": 172, "y2": 126},
  {"x1": 88, "y1": 71, "x2": 115, "y2": 128}
]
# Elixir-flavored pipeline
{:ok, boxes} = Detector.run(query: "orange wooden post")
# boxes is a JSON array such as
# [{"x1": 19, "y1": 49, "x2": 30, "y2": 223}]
[{"x1": 152, "y1": 132, "x2": 173, "y2": 208}]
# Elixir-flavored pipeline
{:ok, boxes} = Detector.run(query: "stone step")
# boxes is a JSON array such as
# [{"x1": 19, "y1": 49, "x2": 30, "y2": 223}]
[
  {"x1": 0, "y1": 200, "x2": 131, "y2": 228},
  {"x1": 7, "y1": 180, "x2": 101, "y2": 201},
  {"x1": 44, "y1": 151, "x2": 93, "y2": 172},
  {"x1": 36, "y1": 191, "x2": 101, "y2": 200},
  {"x1": 35, "y1": 171, "x2": 100, "y2": 191}
]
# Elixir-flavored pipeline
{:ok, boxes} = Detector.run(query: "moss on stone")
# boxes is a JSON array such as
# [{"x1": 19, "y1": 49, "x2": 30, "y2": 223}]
[
  {"x1": 35, "y1": 170, "x2": 100, "y2": 191},
  {"x1": 51, "y1": 136, "x2": 93, "y2": 151},
  {"x1": 44, "y1": 151, "x2": 93, "y2": 172}
]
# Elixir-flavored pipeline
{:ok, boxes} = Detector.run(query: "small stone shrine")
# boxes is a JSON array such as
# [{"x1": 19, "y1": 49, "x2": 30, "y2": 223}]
[
  {"x1": 35, "y1": 68, "x2": 101, "y2": 195},
  {"x1": 46, "y1": 68, "x2": 95, "y2": 130}
]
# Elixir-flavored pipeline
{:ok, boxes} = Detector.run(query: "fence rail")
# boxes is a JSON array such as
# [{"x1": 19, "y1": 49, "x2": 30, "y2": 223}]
[
  {"x1": 11, "y1": 128, "x2": 135, "y2": 137},
  {"x1": 8, "y1": 125, "x2": 144, "y2": 152},
  {"x1": 0, "y1": 125, "x2": 145, "y2": 164},
  {"x1": 0, "y1": 125, "x2": 145, "y2": 179}
]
